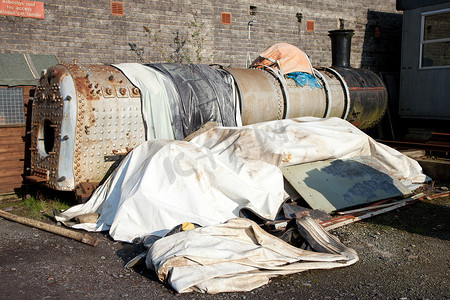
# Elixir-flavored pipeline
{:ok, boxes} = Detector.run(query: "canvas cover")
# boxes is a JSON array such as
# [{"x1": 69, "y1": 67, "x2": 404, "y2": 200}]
[
  {"x1": 113, "y1": 63, "x2": 176, "y2": 140},
  {"x1": 146, "y1": 217, "x2": 359, "y2": 293},
  {"x1": 55, "y1": 117, "x2": 426, "y2": 242},
  {"x1": 250, "y1": 43, "x2": 314, "y2": 75}
]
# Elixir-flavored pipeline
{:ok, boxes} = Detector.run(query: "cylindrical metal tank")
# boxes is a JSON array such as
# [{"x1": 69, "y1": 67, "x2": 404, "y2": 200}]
[
  {"x1": 27, "y1": 61, "x2": 387, "y2": 194},
  {"x1": 224, "y1": 66, "x2": 383, "y2": 130},
  {"x1": 331, "y1": 66, "x2": 388, "y2": 129},
  {"x1": 285, "y1": 74, "x2": 328, "y2": 119},
  {"x1": 29, "y1": 64, "x2": 145, "y2": 191},
  {"x1": 327, "y1": 28, "x2": 388, "y2": 129},
  {"x1": 225, "y1": 68, "x2": 285, "y2": 125}
]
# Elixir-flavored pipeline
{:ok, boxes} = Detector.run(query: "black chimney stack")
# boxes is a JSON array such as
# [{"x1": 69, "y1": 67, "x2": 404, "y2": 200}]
[{"x1": 328, "y1": 29, "x2": 354, "y2": 68}]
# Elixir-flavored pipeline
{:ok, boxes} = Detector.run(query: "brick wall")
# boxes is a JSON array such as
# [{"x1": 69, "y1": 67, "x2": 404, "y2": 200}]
[{"x1": 0, "y1": 0, "x2": 402, "y2": 72}]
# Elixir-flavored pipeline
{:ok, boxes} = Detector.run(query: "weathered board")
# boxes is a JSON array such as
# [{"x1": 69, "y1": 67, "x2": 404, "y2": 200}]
[
  {"x1": 281, "y1": 156, "x2": 411, "y2": 213},
  {"x1": 0, "y1": 86, "x2": 34, "y2": 194}
]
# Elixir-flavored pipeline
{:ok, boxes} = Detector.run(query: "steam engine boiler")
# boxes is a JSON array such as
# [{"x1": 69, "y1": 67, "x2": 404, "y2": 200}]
[{"x1": 27, "y1": 29, "x2": 388, "y2": 196}]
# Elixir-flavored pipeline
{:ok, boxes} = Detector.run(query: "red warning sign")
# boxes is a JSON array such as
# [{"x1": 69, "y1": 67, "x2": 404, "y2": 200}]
[{"x1": 0, "y1": 0, "x2": 44, "y2": 19}]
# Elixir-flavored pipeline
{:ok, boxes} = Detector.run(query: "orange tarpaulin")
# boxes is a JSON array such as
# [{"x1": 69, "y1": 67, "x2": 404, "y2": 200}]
[{"x1": 250, "y1": 43, "x2": 313, "y2": 75}]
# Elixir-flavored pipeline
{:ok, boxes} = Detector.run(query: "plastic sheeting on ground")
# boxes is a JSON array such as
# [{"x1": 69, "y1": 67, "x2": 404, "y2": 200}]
[
  {"x1": 148, "y1": 64, "x2": 239, "y2": 138},
  {"x1": 250, "y1": 43, "x2": 314, "y2": 75},
  {"x1": 55, "y1": 117, "x2": 426, "y2": 242},
  {"x1": 113, "y1": 63, "x2": 176, "y2": 140},
  {"x1": 146, "y1": 218, "x2": 358, "y2": 293}
]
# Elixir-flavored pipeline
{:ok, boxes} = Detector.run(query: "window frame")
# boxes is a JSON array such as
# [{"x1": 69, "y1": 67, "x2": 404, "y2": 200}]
[
  {"x1": 0, "y1": 87, "x2": 25, "y2": 126},
  {"x1": 419, "y1": 8, "x2": 450, "y2": 69}
]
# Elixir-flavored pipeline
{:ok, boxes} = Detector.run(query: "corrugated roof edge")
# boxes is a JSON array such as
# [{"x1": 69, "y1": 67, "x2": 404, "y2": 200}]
[
  {"x1": 396, "y1": 0, "x2": 450, "y2": 11},
  {"x1": 0, "y1": 53, "x2": 58, "y2": 87}
]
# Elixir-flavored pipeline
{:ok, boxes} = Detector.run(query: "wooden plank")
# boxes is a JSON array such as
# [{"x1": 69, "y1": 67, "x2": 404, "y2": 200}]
[
  {"x1": 0, "y1": 147, "x2": 24, "y2": 154},
  {"x1": 0, "y1": 142, "x2": 25, "y2": 148},
  {"x1": 0, "y1": 134, "x2": 25, "y2": 141},
  {"x1": 0, "y1": 132, "x2": 24, "y2": 139},
  {"x1": 0, "y1": 169, "x2": 23, "y2": 178},
  {"x1": 0, "y1": 160, "x2": 24, "y2": 169},
  {"x1": 426, "y1": 191, "x2": 450, "y2": 200},
  {"x1": 0, "y1": 162, "x2": 23, "y2": 170},
  {"x1": 323, "y1": 201, "x2": 413, "y2": 230},
  {"x1": 322, "y1": 194, "x2": 422, "y2": 230},
  {"x1": 0, "y1": 147, "x2": 25, "y2": 154},
  {"x1": 336, "y1": 193, "x2": 424, "y2": 215},
  {"x1": 0, "y1": 179, "x2": 23, "y2": 193},
  {"x1": 0, "y1": 127, "x2": 26, "y2": 137},
  {"x1": 0, "y1": 178, "x2": 23, "y2": 188},
  {"x1": 0, "y1": 210, "x2": 99, "y2": 247},
  {"x1": 0, "y1": 144, "x2": 25, "y2": 150},
  {"x1": 0, "y1": 166, "x2": 23, "y2": 173},
  {"x1": 0, "y1": 153, "x2": 24, "y2": 161},
  {"x1": 0, "y1": 145, "x2": 25, "y2": 153},
  {"x1": 23, "y1": 175, "x2": 47, "y2": 183},
  {"x1": 0, "y1": 141, "x2": 24, "y2": 148}
]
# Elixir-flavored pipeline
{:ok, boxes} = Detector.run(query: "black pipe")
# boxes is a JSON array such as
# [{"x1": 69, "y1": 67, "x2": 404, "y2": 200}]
[{"x1": 328, "y1": 29, "x2": 354, "y2": 68}]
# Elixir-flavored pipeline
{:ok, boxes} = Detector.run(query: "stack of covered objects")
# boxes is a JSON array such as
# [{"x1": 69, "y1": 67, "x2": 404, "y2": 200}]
[
  {"x1": 56, "y1": 117, "x2": 426, "y2": 241},
  {"x1": 55, "y1": 117, "x2": 426, "y2": 292}
]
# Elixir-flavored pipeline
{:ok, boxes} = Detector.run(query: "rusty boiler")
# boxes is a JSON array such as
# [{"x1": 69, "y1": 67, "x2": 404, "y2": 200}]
[
  {"x1": 27, "y1": 30, "x2": 388, "y2": 195},
  {"x1": 28, "y1": 64, "x2": 145, "y2": 192}
]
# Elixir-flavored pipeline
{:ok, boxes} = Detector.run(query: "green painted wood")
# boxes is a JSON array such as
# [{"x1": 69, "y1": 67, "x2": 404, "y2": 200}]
[{"x1": 281, "y1": 156, "x2": 410, "y2": 213}]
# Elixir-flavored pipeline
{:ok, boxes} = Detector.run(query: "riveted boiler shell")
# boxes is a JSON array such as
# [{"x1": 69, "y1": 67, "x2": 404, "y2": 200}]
[
  {"x1": 226, "y1": 68, "x2": 285, "y2": 125},
  {"x1": 285, "y1": 77, "x2": 328, "y2": 118},
  {"x1": 30, "y1": 64, "x2": 146, "y2": 191},
  {"x1": 332, "y1": 67, "x2": 388, "y2": 130}
]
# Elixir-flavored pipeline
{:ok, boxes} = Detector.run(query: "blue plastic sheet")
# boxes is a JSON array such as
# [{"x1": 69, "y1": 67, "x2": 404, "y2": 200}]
[{"x1": 286, "y1": 72, "x2": 322, "y2": 89}]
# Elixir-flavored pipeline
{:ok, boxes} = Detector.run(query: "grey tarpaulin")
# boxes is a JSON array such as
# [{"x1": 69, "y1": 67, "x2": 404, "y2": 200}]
[{"x1": 147, "y1": 64, "x2": 238, "y2": 138}]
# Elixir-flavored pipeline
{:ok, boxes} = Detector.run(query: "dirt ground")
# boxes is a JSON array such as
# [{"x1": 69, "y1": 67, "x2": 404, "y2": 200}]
[{"x1": 0, "y1": 194, "x2": 449, "y2": 299}]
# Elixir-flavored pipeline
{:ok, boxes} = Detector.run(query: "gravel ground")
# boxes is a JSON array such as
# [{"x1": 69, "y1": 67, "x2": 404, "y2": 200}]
[{"x1": 0, "y1": 195, "x2": 448, "y2": 299}]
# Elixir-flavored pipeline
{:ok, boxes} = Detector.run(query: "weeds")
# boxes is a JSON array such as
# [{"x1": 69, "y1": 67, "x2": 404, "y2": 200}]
[
  {"x1": 0, "y1": 193, "x2": 71, "y2": 222},
  {"x1": 134, "y1": 14, "x2": 213, "y2": 64}
]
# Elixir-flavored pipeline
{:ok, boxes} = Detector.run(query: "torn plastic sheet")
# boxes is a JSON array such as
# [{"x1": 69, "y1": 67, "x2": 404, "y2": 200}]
[
  {"x1": 146, "y1": 218, "x2": 358, "y2": 293},
  {"x1": 56, "y1": 117, "x2": 427, "y2": 242}
]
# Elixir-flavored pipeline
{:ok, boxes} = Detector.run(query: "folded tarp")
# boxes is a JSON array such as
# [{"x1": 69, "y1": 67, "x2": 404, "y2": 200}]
[
  {"x1": 147, "y1": 218, "x2": 358, "y2": 293},
  {"x1": 250, "y1": 43, "x2": 314, "y2": 75},
  {"x1": 148, "y1": 64, "x2": 239, "y2": 138},
  {"x1": 113, "y1": 63, "x2": 176, "y2": 140},
  {"x1": 55, "y1": 117, "x2": 426, "y2": 242}
]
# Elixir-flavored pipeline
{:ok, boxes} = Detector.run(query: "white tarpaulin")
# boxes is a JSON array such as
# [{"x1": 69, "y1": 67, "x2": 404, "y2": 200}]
[
  {"x1": 56, "y1": 117, "x2": 426, "y2": 242},
  {"x1": 146, "y1": 218, "x2": 358, "y2": 293},
  {"x1": 113, "y1": 63, "x2": 175, "y2": 140}
]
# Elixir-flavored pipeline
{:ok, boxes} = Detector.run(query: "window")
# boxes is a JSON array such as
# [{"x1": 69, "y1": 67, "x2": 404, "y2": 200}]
[
  {"x1": 420, "y1": 9, "x2": 450, "y2": 68},
  {"x1": 0, "y1": 88, "x2": 25, "y2": 126}
]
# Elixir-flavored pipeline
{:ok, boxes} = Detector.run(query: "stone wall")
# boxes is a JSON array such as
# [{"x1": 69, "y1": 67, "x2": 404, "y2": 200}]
[{"x1": 0, "y1": 0, "x2": 402, "y2": 71}]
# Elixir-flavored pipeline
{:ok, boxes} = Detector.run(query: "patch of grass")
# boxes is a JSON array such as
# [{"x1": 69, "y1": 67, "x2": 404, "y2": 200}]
[
  {"x1": 25, "y1": 196, "x2": 70, "y2": 220},
  {"x1": 1, "y1": 195, "x2": 71, "y2": 222}
]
